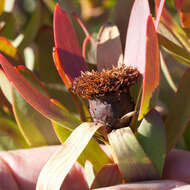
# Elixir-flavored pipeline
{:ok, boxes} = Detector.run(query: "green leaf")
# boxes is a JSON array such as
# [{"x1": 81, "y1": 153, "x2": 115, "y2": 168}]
[
  {"x1": 53, "y1": 122, "x2": 111, "y2": 173},
  {"x1": 0, "y1": 12, "x2": 15, "y2": 39},
  {"x1": 0, "y1": 118, "x2": 29, "y2": 148},
  {"x1": 18, "y1": 1, "x2": 41, "y2": 51},
  {"x1": 42, "y1": 0, "x2": 56, "y2": 12},
  {"x1": 36, "y1": 122, "x2": 102, "y2": 190},
  {"x1": 160, "y1": 52, "x2": 177, "y2": 92},
  {"x1": 137, "y1": 110, "x2": 166, "y2": 176},
  {"x1": 108, "y1": 127, "x2": 160, "y2": 181},
  {"x1": 166, "y1": 69, "x2": 190, "y2": 152},
  {"x1": 12, "y1": 85, "x2": 59, "y2": 147},
  {"x1": 158, "y1": 33, "x2": 190, "y2": 66}
]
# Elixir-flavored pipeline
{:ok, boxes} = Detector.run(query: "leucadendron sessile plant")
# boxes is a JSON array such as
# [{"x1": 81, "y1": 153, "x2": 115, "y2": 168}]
[{"x1": 1, "y1": 0, "x2": 190, "y2": 189}]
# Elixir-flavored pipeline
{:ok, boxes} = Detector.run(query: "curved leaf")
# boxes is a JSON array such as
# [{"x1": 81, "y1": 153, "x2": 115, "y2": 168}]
[
  {"x1": 138, "y1": 16, "x2": 160, "y2": 120},
  {"x1": 97, "y1": 24, "x2": 123, "y2": 71},
  {"x1": 137, "y1": 110, "x2": 166, "y2": 176},
  {"x1": 11, "y1": 67, "x2": 59, "y2": 147},
  {"x1": 53, "y1": 122, "x2": 111, "y2": 173},
  {"x1": 108, "y1": 127, "x2": 160, "y2": 181},
  {"x1": 124, "y1": 0, "x2": 150, "y2": 73},
  {"x1": 0, "y1": 54, "x2": 81, "y2": 130},
  {"x1": 165, "y1": 69, "x2": 190, "y2": 152},
  {"x1": 53, "y1": 4, "x2": 88, "y2": 85},
  {"x1": 124, "y1": 0, "x2": 160, "y2": 120},
  {"x1": 36, "y1": 122, "x2": 102, "y2": 190}
]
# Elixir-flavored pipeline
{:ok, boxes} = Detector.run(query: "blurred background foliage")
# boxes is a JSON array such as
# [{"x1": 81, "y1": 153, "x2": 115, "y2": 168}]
[{"x1": 0, "y1": 0, "x2": 190, "y2": 151}]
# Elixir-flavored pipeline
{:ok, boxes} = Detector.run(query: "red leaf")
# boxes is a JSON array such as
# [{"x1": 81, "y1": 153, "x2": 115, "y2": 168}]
[
  {"x1": 124, "y1": 0, "x2": 150, "y2": 73},
  {"x1": 91, "y1": 164, "x2": 122, "y2": 189},
  {"x1": 139, "y1": 16, "x2": 160, "y2": 120},
  {"x1": 174, "y1": 0, "x2": 185, "y2": 11},
  {"x1": 0, "y1": 54, "x2": 80, "y2": 128},
  {"x1": 124, "y1": 0, "x2": 160, "y2": 119},
  {"x1": 53, "y1": 4, "x2": 88, "y2": 85}
]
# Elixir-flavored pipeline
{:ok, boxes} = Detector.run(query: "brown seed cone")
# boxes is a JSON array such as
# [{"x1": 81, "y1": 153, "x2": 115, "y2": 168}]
[
  {"x1": 72, "y1": 65, "x2": 140, "y2": 129},
  {"x1": 72, "y1": 65, "x2": 140, "y2": 99}
]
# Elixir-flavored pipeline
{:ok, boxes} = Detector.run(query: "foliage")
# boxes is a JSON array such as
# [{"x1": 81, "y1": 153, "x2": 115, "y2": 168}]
[{"x1": 0, "y1": 0, "x2": 190, "y2": 189}]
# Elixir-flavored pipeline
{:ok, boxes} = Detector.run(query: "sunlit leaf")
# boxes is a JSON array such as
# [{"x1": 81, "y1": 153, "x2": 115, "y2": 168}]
[
  {"x1": 0, "y1": 69, "x2": 12, "y2": 103},
  {"x1": 97, "y1": 24, "x2": 123, "y2": 71},
  {"x1": 0, "y1": 118, "x2": 29, "y2": 148},
  {"x1": 108, "y1": 127, "x2": 160, "y2": 181},
  {"x1": 0, "y1": 0, "x2": 4, "y2": 16},
  {"x1": 137, "y1": 110, "x2": 166, "y2": 176},
  {"x1": 0, "y1": 37, "x2": 17, "y2": 59},
  {"x1": 124, "y1": 0, "x2": 160, "y2": 120},
  {"x1": 53, "y1": 4, "x2": 88, "y2": 86},
  {"x1": 4, "y1": 0, "x2": 15, "y2": 12},
  {"x1": 0, "y1": 54, "x2": 81, "y2": 130},
  {"x1": 36, "y1": 122, "x2": 102, "y2": 190},
  {"x1": 154, "y1": 0, "x2": 166, "y2": 30},
  {"x1": 124, "y1": 0, "x2": 150, "y2": 73},
  {"x1": 165, "y1": 69, "x2": 190, "y2": 152},
  {"x1": 91, "y1": 164, "x2": 122, "y2": 189},
  {"x1": 52, "y1": 122, "x2": 111, "y2": 173}
]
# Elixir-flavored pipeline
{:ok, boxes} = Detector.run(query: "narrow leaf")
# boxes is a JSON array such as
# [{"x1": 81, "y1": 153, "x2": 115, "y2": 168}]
[
  {"x1": 155, "y1": 0, "x2": 190, "y2": 52},
  {"x1": 137, "y1": 110, "x2": 166, "y2": 176},
  {"x1": 53, "y1": 4, "x2": 88, "y2": 85},
  {"x1": 52, "y1": 122, "x2": 111, "y2": 173},
  {"x1": 11, "y1": 67, "x2": 59, "y2": 146},
  {"x1": 160, "y1": 52, "x2": 177, "y2": 92},
  {"x1": 0, "y1": 54, "x2": 81, "y2": 129},
  {"x1": 91, "y1": 164, "x2": 122, "y2": 189},
  {"x1": 0, "y1": 69, "x2": 12, "y2": 103},
  {"x1": 108, "y1": 127, "x2": 159, "y2": 181},
  {"x1": 36, "y1": 122, "x2": 102, "y2": 190},
  {"x1": 124, "y1": 0, "x2": 150, "y2": 73},
  {"x1": 124, "y1": 0, "x2": 160, "y2": 120},
  {"x1": 165, "y1": 69, "x2": 190, "y2": 152},
  {"x1": 158, "y1": 33, "x2": 190, "y2": 66},
  {"x1": 97, "y1": 24, "x2": 123, "y2": 71},
  {"x1": 155, "y1": 0, "x2": 166, "y2": 30},
  {"x1": 139, "y1": 16, "x2": 160, "y2": 120}
]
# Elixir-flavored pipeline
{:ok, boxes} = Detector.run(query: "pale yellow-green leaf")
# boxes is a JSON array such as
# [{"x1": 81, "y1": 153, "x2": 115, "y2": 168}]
[{"x1": 36, "y1": 122, "x2": 102, "y2": 190}]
